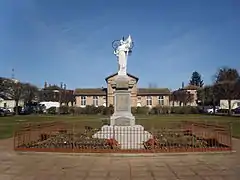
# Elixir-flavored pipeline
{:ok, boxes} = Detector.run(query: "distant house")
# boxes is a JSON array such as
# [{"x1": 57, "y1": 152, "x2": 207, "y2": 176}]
[
  {"x1": 170, "y1": 85, "x2": 200, "y2": 107},
  {"x1": 39, "y1": 83, "x2": 75, "y2": 106},
  {"x1": 0, "y1": 94, "x2": 24, "y2": 111}
]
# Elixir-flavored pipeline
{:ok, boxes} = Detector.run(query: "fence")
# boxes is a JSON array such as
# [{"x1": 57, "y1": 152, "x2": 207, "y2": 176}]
[{"x1": 14, "y1": 120, "x2": 232, "y2": 153}]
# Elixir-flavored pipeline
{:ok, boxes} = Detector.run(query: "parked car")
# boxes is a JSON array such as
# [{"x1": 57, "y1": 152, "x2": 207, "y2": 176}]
[
  {"x1": 206, "y1": 106, "x2": 220, "y2": 114},
  {"x1": 0, "y1": 108, "x2": 7, "y2": 116},
  {"x1": 0, "y1": 107, "x2": 12, "y2": 116},
  {"x1": 232, "y1": 107, "x2": 240, "y2": 114}
]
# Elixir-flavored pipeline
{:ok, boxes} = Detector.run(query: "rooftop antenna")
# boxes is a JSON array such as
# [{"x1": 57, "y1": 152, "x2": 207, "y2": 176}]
[
  {"x1": 182, "y1": 82, "x2": 184, "y2": 88},
  {"x1": 11, "y1": 68, "x2": 15, "y2": 79}
]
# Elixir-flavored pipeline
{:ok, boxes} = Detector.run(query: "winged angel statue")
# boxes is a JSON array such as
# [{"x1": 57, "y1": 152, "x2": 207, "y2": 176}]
[{"x1": 113, "y1": 35, "x2": 133, "y2": 75}]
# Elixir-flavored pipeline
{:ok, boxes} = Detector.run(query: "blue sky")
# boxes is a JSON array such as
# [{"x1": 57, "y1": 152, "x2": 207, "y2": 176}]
[{"x1": 0, "y1": 0, "x2": 239, "y2": 90}]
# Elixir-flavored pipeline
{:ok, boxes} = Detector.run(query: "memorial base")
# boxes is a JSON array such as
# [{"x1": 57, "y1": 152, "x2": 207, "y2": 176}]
[
  {"x1": 110, "y1": 113, "x2": 135, "y2": 126},
  {"x1": 92, "y1": 125, "x2": 152, "y2": 149}
]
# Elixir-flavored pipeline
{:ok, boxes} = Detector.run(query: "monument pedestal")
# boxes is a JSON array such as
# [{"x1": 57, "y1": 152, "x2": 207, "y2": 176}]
[
  {"x1": 110, "y1": 75, "x2": 135, "y2": 126},
  {"x1": 92, "y1": 125, "x2": 152, "y2": 149},
  {"x1": 93, "y1": 74, "x2": 152, "y2": 149}
]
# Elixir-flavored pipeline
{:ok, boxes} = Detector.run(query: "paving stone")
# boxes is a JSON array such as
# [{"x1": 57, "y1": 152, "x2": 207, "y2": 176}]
[
  {"x1": 0, "y1": 174, "x2": 15, "y2": 180},
  {"x1": 34, "y1": 175, "x2": 62, "y2": 180},
  {"x1": 131, "y1": 167, "x2": 149, "y2": 171},
  {"x1": 70, "y1": 171, "x2": 87, "y2": 177},
  {"x1": 1, "y1": 138, "x2": 240, "y2": 180},
  {"x1": 131, "y1": 171, "x2": 152, "y2": 177},
  {"x1": 152, "y1": 170, "x2": 176, "y2": 177},
  {"x1": 131, "y1": 178, "x2": 154, "y2": 180},
  {"x1": 202, "y1": 176, "x2": 237, "y2": 180},
  {"x1": 88, "y1": 171, "x2": 108, "y2": 177},
  {"x1": 85, "y1": 178, "x2": 106, "y2": 180},
  {"x1": 13, "y1": 176, "x2": 35, "y2": 180},
  {"x1": 107, "y1": 178, "x2": 130, "y2": 180},
  {"x1": 4, "y1": 166, "x2": 25, "y2": 175},
  {"x1": 179, "y1": 175, "x2": 202, "y2": 180},
  {"x1": 109, "y1": 171, "x2": 129, "y2": 177},
  {"x1": 154, "y1": 176, "x2": 178, "y2": 180}
]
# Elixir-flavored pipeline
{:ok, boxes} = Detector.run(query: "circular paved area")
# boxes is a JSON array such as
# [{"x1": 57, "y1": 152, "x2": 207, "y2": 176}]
[{"x1": 0, "y1": 138, "x2": 239, "y2": 180}]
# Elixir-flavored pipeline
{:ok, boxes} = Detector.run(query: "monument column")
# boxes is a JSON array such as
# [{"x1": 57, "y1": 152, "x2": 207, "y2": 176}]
[
  {"x1": 110, "y1": 75, "x2": 135, "y2": 126},
  {"x1": 93, "y1": 35, "x2": 152, "y2": 149}
]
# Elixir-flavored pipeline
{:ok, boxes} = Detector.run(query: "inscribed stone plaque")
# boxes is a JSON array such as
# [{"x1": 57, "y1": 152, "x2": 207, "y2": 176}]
[
  {"x1": 114, "y1": 117, "x2": 131, "y2": 126},
  {"x1": 116, "y1": 81, "x2": 129, "y2": 89},
  {"x1": 115, "y1": 93, "x2": 129, "y2": 111}
]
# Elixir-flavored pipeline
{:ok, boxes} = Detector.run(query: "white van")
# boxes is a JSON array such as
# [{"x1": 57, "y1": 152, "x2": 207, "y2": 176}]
[{"x1": 39, "y1": 101, "x2": 60, "y2": 110}]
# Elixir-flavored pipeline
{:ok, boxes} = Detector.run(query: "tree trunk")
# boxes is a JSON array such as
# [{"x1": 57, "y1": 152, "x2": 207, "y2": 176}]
[
  {"x1": 228, "y1": 99, "x2": 232, "y2": 115},
  {"x1": 15, "y1": 100, "x2": 19, "y2": 115},
  {"x1": 213, "y1": 96, "x2": 216, "y2": 114}
]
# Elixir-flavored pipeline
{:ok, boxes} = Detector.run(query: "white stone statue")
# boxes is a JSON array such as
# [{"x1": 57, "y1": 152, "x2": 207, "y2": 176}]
[{"x1": 114, "y1": 35, "x2": 133, "y2": 75}]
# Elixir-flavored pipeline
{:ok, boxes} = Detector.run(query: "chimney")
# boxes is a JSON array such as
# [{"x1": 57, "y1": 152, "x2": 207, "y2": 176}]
[
  {"x1": 44, "y1": 81, "x2": 48, "y2": 88},
  {"x1": 181, "y1": 82, "x2": 184, "y2": 89}
]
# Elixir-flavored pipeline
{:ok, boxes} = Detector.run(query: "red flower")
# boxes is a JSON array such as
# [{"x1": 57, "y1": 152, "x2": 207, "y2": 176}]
[
  {"x1": 105, "y1": 138, "x2": 119, "y2": 146},
  {"x1": 146, "y1": 138, "x2": 157, "y2": 146}
]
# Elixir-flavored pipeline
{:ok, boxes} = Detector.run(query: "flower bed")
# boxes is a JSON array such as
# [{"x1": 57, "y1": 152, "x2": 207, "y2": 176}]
[
  {"x1": 17, "y1": 130, "x2": 120, "y2": 150},
  {"x1": 14, "y1": 121, "x2": 232, "y2": 153},
  {"x1": 143, "y1": 130, "x2": 229, "y2": 150}
]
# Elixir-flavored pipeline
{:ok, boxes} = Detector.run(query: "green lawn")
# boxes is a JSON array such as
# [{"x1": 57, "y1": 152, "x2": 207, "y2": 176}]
[{"x1": 0, "y1": 114, "x2": 240, "y2": 139}]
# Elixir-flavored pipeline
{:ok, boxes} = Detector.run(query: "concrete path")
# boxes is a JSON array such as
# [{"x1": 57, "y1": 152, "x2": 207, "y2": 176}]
[{"x1": 0, "y1": 138, "x2": 239, "y2": 180}]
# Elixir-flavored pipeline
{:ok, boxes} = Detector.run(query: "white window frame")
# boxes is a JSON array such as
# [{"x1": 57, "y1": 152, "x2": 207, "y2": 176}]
[
  {"x1": 93, "y1": 96, "x2": 98, "y2": 107},
  {"x1": 158, "y1": 96, "x2": 164, "y2": 106},
  {"x1": 146, "y1": 96, "x2": 152, "y2": 106},
  {"x1": 80, "y1": 96, "x2": 86, "y2": 106}
]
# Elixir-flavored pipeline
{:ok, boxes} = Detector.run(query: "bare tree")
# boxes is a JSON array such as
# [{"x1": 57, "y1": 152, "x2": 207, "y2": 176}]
[
  {"x1": 172, "y1": 89, "x2": 194, "y2": 106},
  {"x1": 4, "y1": 80, "x2": 24, "y2": 114},
  {"x1": 22, "y1": 83, "x2": 39, "y2": 104}
]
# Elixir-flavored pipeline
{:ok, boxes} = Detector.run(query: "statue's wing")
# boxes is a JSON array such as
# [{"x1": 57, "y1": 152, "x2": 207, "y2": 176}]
[
  {"x1": 126, "y1": 35, "x2": 132, "y2": 43},
  {"x1": 125, "y1": 35, "x2": 132, "y2": 48}
]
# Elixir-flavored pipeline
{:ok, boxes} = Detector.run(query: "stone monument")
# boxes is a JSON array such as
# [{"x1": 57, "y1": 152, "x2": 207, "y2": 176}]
[{"x1": 93, "y1": 35, "x2": 152, "y2": 149}]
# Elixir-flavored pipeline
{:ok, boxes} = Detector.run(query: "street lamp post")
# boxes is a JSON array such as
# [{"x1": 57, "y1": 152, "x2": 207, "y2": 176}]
[{"x1": 58, "y1": 82, "x2": 67, "y2": 114}]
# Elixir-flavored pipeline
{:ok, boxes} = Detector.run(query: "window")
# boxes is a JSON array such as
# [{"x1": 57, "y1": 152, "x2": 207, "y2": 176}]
[
  {"x1": 93, "y1": 96, "x2": 98, "y2": 106},
  {"x1": 137, "y1": 96, "x2": 141, "y2": 101},
  {"x1": 237, "y1": 102, "x2": 240, "y2": 106},
  {"x1": 158, "y1": 96, "x2": 164, "y2": 106},
  {"x1": 3, "y1": 103, "x2": 7, "y2": 108},
  {"x1": 146, "y1": 96, "x2": 152, "y2": 106},
  {"x1": 80, "y1": 96, "x2": 86, "y2": 106}
]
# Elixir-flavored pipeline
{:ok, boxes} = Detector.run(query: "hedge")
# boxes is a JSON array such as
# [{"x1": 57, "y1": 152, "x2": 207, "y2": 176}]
[{"x1": 47, "y1": 105, "x2": 200, "y2": 115}]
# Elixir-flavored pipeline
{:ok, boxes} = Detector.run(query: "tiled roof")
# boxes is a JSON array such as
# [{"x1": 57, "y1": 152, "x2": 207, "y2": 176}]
[
  {"x1": 0, "y1": 94, "x2": 12, "y2": 100},
  {"x1": 43, "y1": 85, "x2": 61, "y2": 91},
  {"x1": 74, "y1": 88, "x2": 171, "y2": 96},
  {"x1": 74, "y1": 88, "x2": 107, "y2": 95},
  {"x1": 105, "y1": 73, "x2": 139, "y2": 82},
  {"x1": 137, "y1": 88, "x2": 171, "y2": 95},
  {"x1": 182, "y1": 85, "x2": 200, "y2": 90}
]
